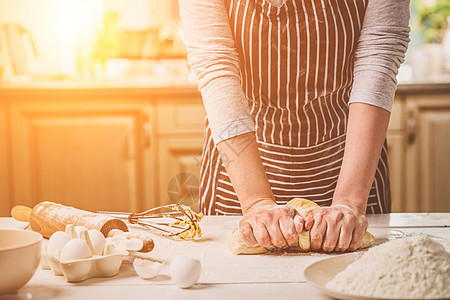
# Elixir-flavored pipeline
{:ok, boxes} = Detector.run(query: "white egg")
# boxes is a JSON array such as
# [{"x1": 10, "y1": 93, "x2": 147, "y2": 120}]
[
  {"x1": 170, "y1": 255, "x2": 201, "y2": 288},
  {"x1": 133, "y1": 259, "x2": 163, "y2": 279},
  {"x1": 88, "y1": 229, "x2": 106, "y2": 256},
  {"x1": 47, "y1": 231, "x2": 71, "y2": 259},
  {"x1": 60, "y1": 238, "x2": 92, "y2": 263}
]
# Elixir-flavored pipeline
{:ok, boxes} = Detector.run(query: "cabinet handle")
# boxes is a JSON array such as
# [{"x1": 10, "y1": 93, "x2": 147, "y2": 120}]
[{"x1": 407, "y1": 112, "x2": 417, "y2": 145}]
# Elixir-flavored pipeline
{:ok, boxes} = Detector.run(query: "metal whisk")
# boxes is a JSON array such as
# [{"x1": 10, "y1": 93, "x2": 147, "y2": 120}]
[{"x1": 98, "y1": 204, "x2": 203, "y2": 239}]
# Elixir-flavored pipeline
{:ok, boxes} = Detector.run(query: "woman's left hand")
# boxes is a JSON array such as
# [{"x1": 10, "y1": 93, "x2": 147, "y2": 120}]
[{"x1": 303, "y1": 205, "x2": 368, "y2": 252}]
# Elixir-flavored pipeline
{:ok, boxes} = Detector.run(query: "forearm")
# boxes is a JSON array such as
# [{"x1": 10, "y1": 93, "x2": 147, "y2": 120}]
[
  {"x1": 216, "y1": 133, "x2": 275, "y2": 214},
  {"x1": 337, "y1": 0, "x2": 409, "y2": 215},
  {"x1": 222, "y1": 133, "x2": 304, "y2": 249},
  {"x1": 333, "y1": 103, "x2": 390, "y2": 215}
]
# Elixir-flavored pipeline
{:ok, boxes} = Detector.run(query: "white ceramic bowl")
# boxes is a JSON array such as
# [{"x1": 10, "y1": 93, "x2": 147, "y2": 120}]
[{"x1": 0, "y1": 229, "x2": 42, "y2": 294}]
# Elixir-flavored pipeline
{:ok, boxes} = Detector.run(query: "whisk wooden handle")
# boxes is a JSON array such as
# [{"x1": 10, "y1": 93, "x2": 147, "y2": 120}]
[{"x1": 27, "y1": 202, "x2": 128, "y2": 238}]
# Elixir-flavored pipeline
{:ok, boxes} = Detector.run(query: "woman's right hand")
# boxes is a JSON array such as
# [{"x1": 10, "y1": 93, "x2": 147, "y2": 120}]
[
  {"x1": 239, "y1": 201, "x2": 305, "y2": 250},
  {"x1": 215, "y1": 133, "x2": 303, "y2": 249}
]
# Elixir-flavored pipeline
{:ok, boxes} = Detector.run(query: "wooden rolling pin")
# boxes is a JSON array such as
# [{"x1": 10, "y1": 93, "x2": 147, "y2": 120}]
[{"x1": 11, "y1": 202, "x2": 154, "y2": 253}]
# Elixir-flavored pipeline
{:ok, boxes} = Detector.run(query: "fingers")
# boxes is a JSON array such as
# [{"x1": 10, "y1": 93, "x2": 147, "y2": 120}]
[
  {"x1": 252, "y1": 222, "x2": 273, "y2": 249},
  {"x1": 239, "y1": 222, "x2": 258, "y2": 247},
  {"x1": 279, "y1": 213, "x2": 299, "y2": 247},
  {"x1": 293, "y1": 214, "x2": 304, "y2": 233},
  {"x1": 309, "y1": 206, "x2": 369, "y2": 253},
  {"x1": 322, "y1": 216, "x2": 341, "y2": 253},
  {"x1": 304, "y1": 214, "x2": 314, "y2": 231},
  {"x1": 309, "y1": 209, "x2": 327, "y2": 251},
  {"x1": 348, "y1": 218, "x2": 368, "y2": 251},
  {"x1": 261, "y1": 210, "x2": 289, "y2": 248},
  {"x1": 336, "y1": 213, "x2": 358, "y2": 252},
  {"x1": 241, "y1": 203, "x2": 368, "y2": 253},
  {"x1": 240, "y1": 205, "x2": 304, "y2": 250},
  {"x1": 335, "y1": 222, "x2": 353, "y2": 252}
]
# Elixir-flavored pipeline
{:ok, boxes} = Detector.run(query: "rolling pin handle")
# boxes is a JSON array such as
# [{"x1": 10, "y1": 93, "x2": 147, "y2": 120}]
[{"x1": 11, "y1": 205, "x2": 32, "y2": 222}]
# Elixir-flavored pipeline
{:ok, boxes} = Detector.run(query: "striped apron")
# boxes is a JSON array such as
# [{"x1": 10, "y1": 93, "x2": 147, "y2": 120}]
[{"x1": 199, "y1": 0, "x2": 391, "y2": 215}]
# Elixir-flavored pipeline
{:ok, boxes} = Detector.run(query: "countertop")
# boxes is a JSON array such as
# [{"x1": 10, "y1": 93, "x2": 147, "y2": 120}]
[
  {"x1": 0, "y1": 77, "x2": 201, "y2": 99},
  {"x1": 1, "y1": 75, "x2": 450, "y2": 96},
  {"x1": 1, "y1": 214, "x2": 449, "y2": 300}
]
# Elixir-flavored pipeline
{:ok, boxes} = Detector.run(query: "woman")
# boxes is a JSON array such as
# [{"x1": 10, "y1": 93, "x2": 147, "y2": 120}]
[{"x1": 179, "y1": 0, "x2": 410, "y2": 252}]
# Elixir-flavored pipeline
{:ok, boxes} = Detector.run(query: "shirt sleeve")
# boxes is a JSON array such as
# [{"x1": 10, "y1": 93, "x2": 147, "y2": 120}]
[
  {"x1": 178, "y1": 0, "x2": 256, "y2": 144},
  {"x1": 349, "y1": 0, "x2": 410, "y2": 112}
]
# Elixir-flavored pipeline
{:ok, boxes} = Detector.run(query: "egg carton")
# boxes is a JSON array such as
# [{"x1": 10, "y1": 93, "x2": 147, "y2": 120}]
[
  {"x1": 42, "y1": 250, "x2": 128, "y2": 282},
  {"x1": 41, "y1": 225, "x2": 142, "y2": 282}
]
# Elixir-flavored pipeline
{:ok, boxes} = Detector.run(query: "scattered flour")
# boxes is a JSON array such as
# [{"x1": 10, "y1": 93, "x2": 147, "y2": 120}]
[{"x1": 326, "y1": 235, "x2": 450, "y2": 299}]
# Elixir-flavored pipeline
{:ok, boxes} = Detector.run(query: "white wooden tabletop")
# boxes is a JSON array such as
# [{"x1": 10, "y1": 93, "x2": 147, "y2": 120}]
[{"x1": 1, "y1": 213, "x2": 449, "y2": 300}]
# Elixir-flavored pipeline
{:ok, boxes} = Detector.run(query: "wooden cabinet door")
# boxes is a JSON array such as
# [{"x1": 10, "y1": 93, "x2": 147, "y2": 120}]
[
  {"x1": 405, "y1": 95, "x2": 450, "y2": 212},
  {"x1": 157, "y1": 137, "x2": 203, "y2": 211},
  {"x1": 386, "y1": 134, "x2": 405, "y2": 212},
  {"x1": 387, "y1": 99, "x2": 405, "y2": 212},
  {"x1": 10, "y1": 99, "x2": 153, "y2": 213},
  {"x1": 157, "y1": 99, "x2": 205, "y2": 136},
  {"x1": 417, "y1": 109, "x2": 450, "y2": 212},
  {"x1": 0, "y1": 103, "x2": 10, "y2": 216},
  {"x1": 156, "y1": 97, "x2": 205, "y2": 210}
]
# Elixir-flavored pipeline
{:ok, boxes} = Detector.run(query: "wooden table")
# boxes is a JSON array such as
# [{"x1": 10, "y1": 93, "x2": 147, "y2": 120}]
[{"x1": 1, "y1": 214, "x2": 449, "y2": 300}]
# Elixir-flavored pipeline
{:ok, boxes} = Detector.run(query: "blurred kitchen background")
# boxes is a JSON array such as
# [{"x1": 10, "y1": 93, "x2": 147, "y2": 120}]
[{"x1": 0, "y1": 0, "x2": 449, "y2": 216}]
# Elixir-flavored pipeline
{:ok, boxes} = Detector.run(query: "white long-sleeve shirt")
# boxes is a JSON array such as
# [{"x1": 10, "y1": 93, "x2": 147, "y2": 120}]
[{"x1": 179, "y1": 0, "x2": 410, "y2": 144}]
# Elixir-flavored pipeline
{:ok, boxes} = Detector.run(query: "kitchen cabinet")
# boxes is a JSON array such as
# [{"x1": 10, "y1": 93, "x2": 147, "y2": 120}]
[
  {"x1": 0, "y1": 83, "x2": 449, "y2": 216},
  {"x1": 387, "y1": 99, "x2": 406, "y2": 212},
  {"x1": 156, "y1": 98, "x2": 205, "y2": 210},
  {"x1": 4, "y1": 90, "x2": 156, "y2": 214},
  {"x1": 157, "y1": 137, "x2": 203, "y2": 209},
  {"x1": 403, "y1": 94, "x2": 450, "y2": 212},
  {"x1": 0, "y1": 87, "x2": 203, "y2": 217},
  {"x1": 386, "y1": 91, "x2": 450, "y2": 213},
  {"x1": 386, "y1": 134, "x2": 406, "y2": 212},
  {"x1": 0, "y1": 102, "x2": 10, "y2": 215},
  {"x1": 156, "y1": 98, "x2": 206, "y2": 136}
]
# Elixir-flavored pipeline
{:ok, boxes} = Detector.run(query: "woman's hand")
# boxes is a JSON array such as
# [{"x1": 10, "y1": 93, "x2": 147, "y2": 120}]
[
  {"x1": 239, "y1": 201, "x2": 304, "y2": 250},
  {"x1": 304, "y1": 205, "x2": 368, "y2": 252}
]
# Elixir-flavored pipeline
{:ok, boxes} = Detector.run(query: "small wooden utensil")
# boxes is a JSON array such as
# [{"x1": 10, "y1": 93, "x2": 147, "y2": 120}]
[{"x1": 10, "y1": 205, "x2": 32, "y2": 222}]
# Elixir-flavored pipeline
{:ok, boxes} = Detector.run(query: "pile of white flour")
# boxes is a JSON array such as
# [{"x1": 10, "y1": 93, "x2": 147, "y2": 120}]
[{"x1": 326, "y1": 235, "x2": 450, "y2": 299}]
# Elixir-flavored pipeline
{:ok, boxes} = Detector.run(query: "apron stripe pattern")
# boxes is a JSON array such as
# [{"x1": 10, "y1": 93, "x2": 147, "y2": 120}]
[{"x1": 199, "y1": 0, "x2": 391, "y2": 215}]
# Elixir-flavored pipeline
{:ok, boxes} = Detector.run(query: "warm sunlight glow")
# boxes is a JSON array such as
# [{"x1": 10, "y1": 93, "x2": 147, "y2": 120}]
[
  {"x1": 0, "y1": 0, "x2": 187, "y2": 78},
  {"x1": 57, "y1": 0, "x2": 104, "y2": 75}
]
